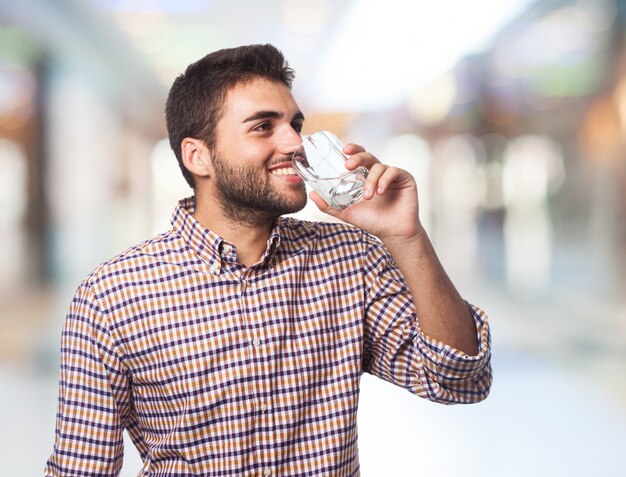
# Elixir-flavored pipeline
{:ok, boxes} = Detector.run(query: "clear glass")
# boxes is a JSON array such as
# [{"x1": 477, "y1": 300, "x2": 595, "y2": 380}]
[{"x1": 292, "y1": 131, "x2": 368, "y2": 210}]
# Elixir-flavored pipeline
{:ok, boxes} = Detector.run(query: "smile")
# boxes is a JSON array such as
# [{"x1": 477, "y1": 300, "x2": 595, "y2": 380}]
[
  {"x1": 270, "y1": 166, "x2": 297, "y2": 176},
  {"x1": 268, "y1": 162, "x2": 304, "y2": 184}
]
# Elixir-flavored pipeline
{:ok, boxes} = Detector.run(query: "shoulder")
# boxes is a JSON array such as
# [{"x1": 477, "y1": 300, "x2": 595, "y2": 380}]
[{"x1": 81, "y1": 228, "x2": 187, "y2": 290}]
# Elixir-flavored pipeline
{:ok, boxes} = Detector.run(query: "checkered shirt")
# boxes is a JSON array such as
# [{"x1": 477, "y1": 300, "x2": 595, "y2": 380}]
[{"x1": 45, "y1": 197, "x2": 492, "y2": 476}]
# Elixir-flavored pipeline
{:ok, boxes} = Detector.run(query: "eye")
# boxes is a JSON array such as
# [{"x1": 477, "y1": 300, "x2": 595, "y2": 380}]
[
  {"x1": 253, "y1": 122, "x2": 272, "y2": 132},
  {"x1": 292, "y1": 121, "x2": 303, "y2": 134}
]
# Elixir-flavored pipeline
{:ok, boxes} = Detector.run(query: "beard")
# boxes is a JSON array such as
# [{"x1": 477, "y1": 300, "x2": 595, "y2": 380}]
[{"x1": 211, "y1": 152, "x2": 307, "y2": 226}]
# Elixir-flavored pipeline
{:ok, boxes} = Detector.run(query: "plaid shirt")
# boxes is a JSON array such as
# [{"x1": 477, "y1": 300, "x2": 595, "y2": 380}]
[{"x1": 45, "y1": 197, "x2": 492, "y2": 477}]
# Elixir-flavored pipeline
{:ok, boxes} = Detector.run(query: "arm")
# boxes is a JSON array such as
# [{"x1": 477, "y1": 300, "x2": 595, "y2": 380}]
[
  {"x1": 382, "y1": 229, "x2": 478, "y2": 355},
  {"x1": 310, "y1": 143, "x2": 492, "y2": 402},
  {"x1": 359, "y1": 232, "x2": 491, "y2": 403},
  {"x1": 44, "y1": 282, "x2": 132, "y2": 476},
  {"x1": 310, "y1": 143, "x2": 479, "y2": 355}
]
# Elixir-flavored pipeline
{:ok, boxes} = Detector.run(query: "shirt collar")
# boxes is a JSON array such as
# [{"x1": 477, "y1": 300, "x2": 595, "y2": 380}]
[
  {"x1": 171, "y1": 197, "x2": 224, "y2": 268},
  {"x1": 170, "y1": 197, "x2": 284, "y2": 271}
]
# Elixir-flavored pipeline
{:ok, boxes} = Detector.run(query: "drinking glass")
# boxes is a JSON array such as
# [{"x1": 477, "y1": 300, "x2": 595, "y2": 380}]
[{"x1": 292, "y1": 131, "x2": 368, "y2": 210}]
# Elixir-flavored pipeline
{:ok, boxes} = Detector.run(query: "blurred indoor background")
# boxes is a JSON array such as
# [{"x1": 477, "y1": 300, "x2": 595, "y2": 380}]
[{"x1": 1, "y1": 0, "x2": 625, "y2": 475}]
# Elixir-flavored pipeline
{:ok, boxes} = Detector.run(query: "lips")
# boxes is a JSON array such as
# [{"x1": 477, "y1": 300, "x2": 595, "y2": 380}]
[
  {"x1": 268, "y1": 161, "x2": 303, "y2": 183},
  {"x1": 269, "y1": 161, "x2": 297, "y2": 175}
]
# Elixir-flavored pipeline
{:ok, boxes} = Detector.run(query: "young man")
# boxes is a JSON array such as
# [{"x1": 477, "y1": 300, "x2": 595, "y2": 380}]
[{"x1": 45, "y1": 44, "x2": 491, "y2": 476}]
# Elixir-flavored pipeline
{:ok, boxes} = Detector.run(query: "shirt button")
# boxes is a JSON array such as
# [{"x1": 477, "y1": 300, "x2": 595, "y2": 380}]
[
  {"x1": 252, "y1": 338, "x2": 262, "y2": 348},
  {"x1": 210, "y1": 262, "x2": 220, "y2": 274},
  {"x1": 263, "y1": 469, "x2": 272, "y2": 477},
  {"x1": 223, "y1": 244, "x2": 231, "y2": 254},
  {"x1": 260, "y1": 403, "x2": 268, "y2": 412}
]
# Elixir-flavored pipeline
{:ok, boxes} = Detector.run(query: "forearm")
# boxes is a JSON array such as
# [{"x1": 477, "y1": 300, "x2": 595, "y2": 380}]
[{"x1": 382, "y1": 229, "x2": 479, "y2": 356}]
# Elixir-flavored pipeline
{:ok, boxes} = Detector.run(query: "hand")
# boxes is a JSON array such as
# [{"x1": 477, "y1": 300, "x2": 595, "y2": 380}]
[{"x1": 309, "y1": 143, "x2": 424, "y2": 242}]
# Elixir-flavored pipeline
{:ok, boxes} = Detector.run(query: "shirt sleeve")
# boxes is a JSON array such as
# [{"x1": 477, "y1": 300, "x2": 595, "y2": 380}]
[
  {"x1": 44, "y1": 282, "x2": 133, "y2": 476},
  {"x1": 361, "y1": 233, "x2": 492, "y2": 404}
]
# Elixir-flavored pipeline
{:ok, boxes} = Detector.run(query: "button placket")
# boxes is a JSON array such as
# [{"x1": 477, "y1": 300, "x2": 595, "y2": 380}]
[{"x1": 242, "y1": 270, "x2": 277, "y2": 471}]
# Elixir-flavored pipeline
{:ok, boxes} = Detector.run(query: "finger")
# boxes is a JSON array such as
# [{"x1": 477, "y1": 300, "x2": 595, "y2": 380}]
[
  {"x1": 375, "y1": 166, "x2": 407, "y2": 194},
  {"x1": 345, "y1": 151, "x2": 380, "y2": 171},
  {"x1": 309, "y1": 191, "x2": 343, "y2": 219},
  {"x1": 343, "y1": 143, "x2": 365, "y2": 155},
  {"x1": 362, "y1": 163, "x2": 387, "y2": 200}
]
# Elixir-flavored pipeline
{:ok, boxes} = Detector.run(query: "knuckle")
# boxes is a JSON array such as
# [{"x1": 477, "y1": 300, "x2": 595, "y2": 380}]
[{"x1": 371, "y1": 163, "x2": 386, "y2": 174}]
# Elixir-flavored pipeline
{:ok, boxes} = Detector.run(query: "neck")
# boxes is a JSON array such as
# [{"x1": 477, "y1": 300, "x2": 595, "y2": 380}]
[{"x1": 193, "y1": 193, "x2": 276, "y2": 268}]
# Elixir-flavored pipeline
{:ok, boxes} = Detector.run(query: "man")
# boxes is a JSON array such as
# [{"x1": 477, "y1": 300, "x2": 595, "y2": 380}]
[{"x1": 45, "y1": 44, "x2": 491, "y2": 476}]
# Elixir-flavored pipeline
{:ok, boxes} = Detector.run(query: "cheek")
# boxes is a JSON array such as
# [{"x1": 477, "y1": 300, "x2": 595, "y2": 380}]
[
  {"x1": 245, "y1": 142, "x2": 274, "y2": 161},
  {"x1": 216, "y1": 139, "x2": 274, "y2": 174},
  {"x1": 239, "y1": 145, "x2": 275, "y2": 176}
]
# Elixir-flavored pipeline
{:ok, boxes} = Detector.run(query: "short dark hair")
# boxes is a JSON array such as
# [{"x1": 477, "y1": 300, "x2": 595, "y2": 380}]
[{"x1": 165, "y1": 44, "x2": 296, "y2": 189}]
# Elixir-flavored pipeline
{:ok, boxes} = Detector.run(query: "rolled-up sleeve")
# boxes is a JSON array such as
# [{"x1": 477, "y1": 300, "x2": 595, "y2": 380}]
[
  {"x1": 44, "y1": 282, "x2": 132, "y2": 476},
  {"x1": 414, "y1": 303, "x2": 492, "y2": 403},
  {"x1": 362, "y1": 233, "x2": 492, "y2": 404}
]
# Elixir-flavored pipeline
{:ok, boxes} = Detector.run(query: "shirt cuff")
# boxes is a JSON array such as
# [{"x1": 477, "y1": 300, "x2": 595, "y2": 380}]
[{"x1": 416, "y1": 303, "x2": 492, "y2": 384}]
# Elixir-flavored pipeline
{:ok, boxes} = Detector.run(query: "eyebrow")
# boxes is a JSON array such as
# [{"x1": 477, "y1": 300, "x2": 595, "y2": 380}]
[{"x1": 242, "y1": 110, "x2": 305, "y2": 123}]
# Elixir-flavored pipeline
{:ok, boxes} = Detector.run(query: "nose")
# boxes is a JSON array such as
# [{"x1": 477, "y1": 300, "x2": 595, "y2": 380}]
[{"x1": 278, "y1": 126, "x2": 302, "y2": 156}]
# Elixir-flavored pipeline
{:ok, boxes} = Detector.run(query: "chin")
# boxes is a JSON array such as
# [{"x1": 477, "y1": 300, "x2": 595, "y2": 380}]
[{"x1": 280, "y1": 193, "x2": 308, "y2": 216}]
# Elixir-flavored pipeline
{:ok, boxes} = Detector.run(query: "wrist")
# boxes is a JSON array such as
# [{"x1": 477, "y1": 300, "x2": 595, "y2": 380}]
[
  {"x1": 381, "y1": 224, "x2": 437, "y2": 263},
  {"x1": 379, "y1": 222, "x2": 427, "y2": 248}
]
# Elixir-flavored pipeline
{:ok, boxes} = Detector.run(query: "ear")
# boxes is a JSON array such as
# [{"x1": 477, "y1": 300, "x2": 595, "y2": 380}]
[{"x1": 181, "y1": 138, "x2": 212, "y2": 179}]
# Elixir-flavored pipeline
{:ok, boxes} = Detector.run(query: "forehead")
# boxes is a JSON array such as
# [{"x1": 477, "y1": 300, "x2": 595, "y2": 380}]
[{"x1": 221, "y1": 78, "x2": 300, "y2": 120}]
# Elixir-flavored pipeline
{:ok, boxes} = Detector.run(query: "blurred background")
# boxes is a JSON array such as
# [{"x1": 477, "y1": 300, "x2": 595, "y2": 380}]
[{"x1": 1, "y1": 0, "x2": 625, "y2": 475}]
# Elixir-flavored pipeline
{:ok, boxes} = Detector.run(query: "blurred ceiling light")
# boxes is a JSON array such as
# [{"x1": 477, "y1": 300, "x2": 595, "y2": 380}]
[
  {"x1": 382, "y1": 134, "x2": 433, "y2": 232},
  {"x1": 113, "y1": 0, "x2": 165, "y2": 37},
  {"x1": 408, "y1": 72, "x2": 456, "y2": 126},
  {"x1": 501, "y1": 135, "x2": 564, "y2": 300},
  {"x1": 435, "y1": 135, "x2": 484, "y2": 212},
  {"x1": 502, "y1": 135, "x2": 564, "y2": 205},
  {"x1": 383, "y1": 134, "x2": 432, "y2": 178},
  {"x1": 479, "y1": 160, "x2": 505, "y2": 210},
  {"x1": 314, "y1": 0, "x2": 534, "y2": 111}
]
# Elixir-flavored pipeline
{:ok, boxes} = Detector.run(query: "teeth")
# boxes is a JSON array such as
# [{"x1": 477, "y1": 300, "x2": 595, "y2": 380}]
[{"x1": 271, "y1": 167, "x2": 296, "y2": 175}]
